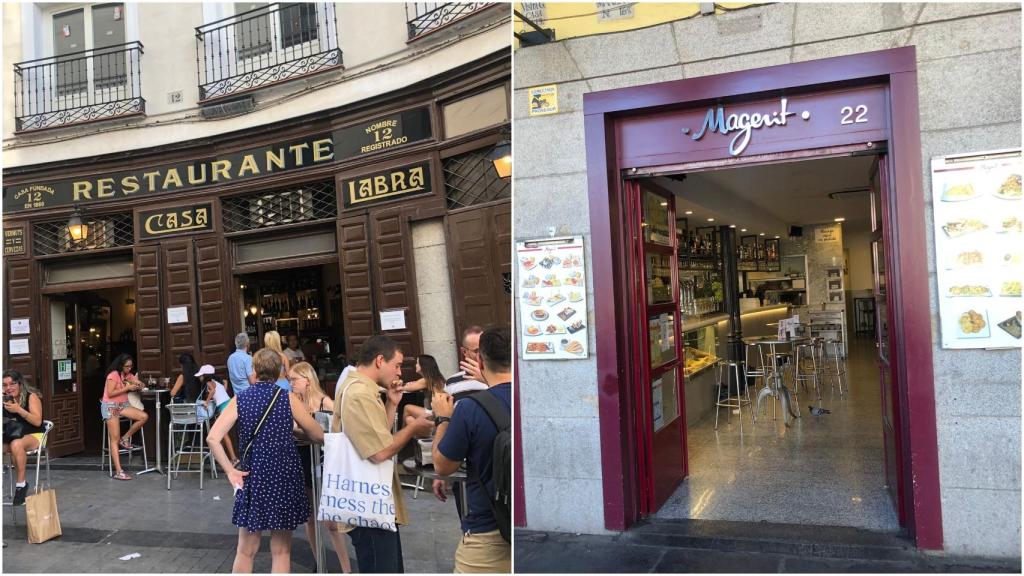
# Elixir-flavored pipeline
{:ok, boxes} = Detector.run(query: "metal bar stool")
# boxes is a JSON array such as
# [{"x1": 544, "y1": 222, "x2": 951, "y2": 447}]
[
  {"x1": 101, "y1": 412, "x2": 148, "y2": 476},
  {"x1": 3, "y1": 420, "x2": 54, "y2": 524},
  {"x1": 744, "y1": 343, "x2": 770, "y2": 395},
  {"x1": 763, "y1": 352, "x2": 791, "y2": 420},
  {"x1": 793, "y1": 340, "x2": 822, "y2": 401},
  {"x1": 822, "y1": 338, "x2": 847, "y2": 395},
  {"x1": 166, "y1": 402, "x2": 217, "y2": 490},
  {"x1": 714, "y1": 360, "x2": 752, "y2": 432}
]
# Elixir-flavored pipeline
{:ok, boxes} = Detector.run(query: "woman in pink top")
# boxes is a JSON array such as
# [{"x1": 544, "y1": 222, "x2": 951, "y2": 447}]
[{"x1": 101, "y1": 354, "x2": 149, "y2": 480}]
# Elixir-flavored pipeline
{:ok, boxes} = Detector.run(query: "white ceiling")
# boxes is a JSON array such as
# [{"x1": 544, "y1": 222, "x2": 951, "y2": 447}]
[{"x1": 652, "y1": 154, "x2": 876, "y2": 237}]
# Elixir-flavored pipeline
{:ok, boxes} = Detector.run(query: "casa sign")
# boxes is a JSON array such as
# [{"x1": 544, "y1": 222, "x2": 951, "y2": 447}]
[{"x1": 137, "y1": 204, "x2": 213, "y2": 240}]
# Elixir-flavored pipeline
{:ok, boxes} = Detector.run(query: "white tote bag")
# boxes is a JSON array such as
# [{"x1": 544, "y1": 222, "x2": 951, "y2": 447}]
[{"x1": 317, "y1": 383, "x2": 397, "y2": 532}]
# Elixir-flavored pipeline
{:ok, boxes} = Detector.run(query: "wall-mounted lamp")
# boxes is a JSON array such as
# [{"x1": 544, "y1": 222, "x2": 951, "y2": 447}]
[
  {"x1": 67, "y1": 206, "x2": 89, "y2": 242},
  {"x1": 486, "y1": 129, "x2": 512, "y2": 179}
]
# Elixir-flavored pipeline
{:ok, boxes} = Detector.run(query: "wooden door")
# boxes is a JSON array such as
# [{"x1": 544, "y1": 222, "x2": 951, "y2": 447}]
[
  {"x1": 870, "y1": 155, "x2": 905, "y2": 525},
  {"x1": 41, "y1": 296, "x2": 85, "y2": 457},
  {"x1": 338, "y1": 215, "x2": 375, "y2": 360},
  {"x1": 446, "y1": 201, "x2": 512, "y2": 329},
  {"x1": 371, "y1": 207, "x2": 423, "y2": 363},
  {"x1": 161, "y1": 240, "x2": 199, "y2": 376},
  {"x1": 195, "y1": 237, "x2": 229, "y2": 374},
  {"x1": 134, "y1": 245, "x2": 163, "y2": 381},
  {"x1": 626, "y1": 180, "x2": 687, "y2": 514}
]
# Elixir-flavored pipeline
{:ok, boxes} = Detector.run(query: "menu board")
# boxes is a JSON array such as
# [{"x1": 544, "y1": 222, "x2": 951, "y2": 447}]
[
  {"x1": 517, "y1": 236, "x2": 589, "y2": 360},
  {"x1": 931, "y1": 149, "x2": 1022, "y2": 349}
]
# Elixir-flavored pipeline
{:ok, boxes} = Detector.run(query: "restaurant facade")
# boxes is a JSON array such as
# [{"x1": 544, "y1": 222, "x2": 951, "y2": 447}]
[
  {"x1": 513, "y1": 2, "x2": 1021, "y2": 559},
  {"x1": 2, "y1": 2, "x2": 510, "y2": 459}
]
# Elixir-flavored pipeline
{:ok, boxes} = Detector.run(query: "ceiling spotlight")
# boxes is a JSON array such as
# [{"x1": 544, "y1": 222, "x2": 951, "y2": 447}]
[
  {"x1": 660, "y1": 201, "x2": 668, "y2": 207},
  {"x1": 707, "y1": 218, "x2": 715, "y2": 222},
  {"x1": 740, "y1": 228, "x2": 747, "y2": 232},
  {"x1": 685, "y1": 210, "x2": 693, "y2": 215},
  {"x1": 774, "y1": 235, "x2": 780, "y2": 239},
  {"x1": 759, "y1": 233, "x2": 766, "y2": 236},
  {"x1": 834, "y1": 217, "x2": 846, "y2": 222}
]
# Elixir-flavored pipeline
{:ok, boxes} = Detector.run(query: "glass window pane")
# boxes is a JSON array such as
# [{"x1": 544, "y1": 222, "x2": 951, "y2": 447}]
[
  {"x1": 44, "y1": 257, "x2": 134, "y2": 284},
  {"x1": 645, "y1": 252, "x2": 673, "y2": 305},
  {"x1": 235, "y1": 3, "x2": 272, "y2": 59},
  {"x1": 443, "y1": 86, "x2": 509, "y2": 139},
  {"x1": 279, "y1": 3, "x2": 318, "y2": 49},
  {"x1": 641, "y1": 190, "x2": 671, "y2": 245},
  {"x1": 648, "y1": 312, "x2": 676, "y2": 368},
  {"x1": 92, "y1": 4, "x2": 127, "y2": 89},
  {"x1": 652, "y1": 368, "x2": 679, "y2": 432},
  {"x1": 236, "y1": 230, "x2": 336, "y2": 264},
  {"x1": 54, "y1": 9, "x2": 87, "y2": 95}
]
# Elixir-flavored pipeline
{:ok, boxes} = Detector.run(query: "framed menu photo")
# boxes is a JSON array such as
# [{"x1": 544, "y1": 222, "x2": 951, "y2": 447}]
[
  {"x1": 931, "y1": 148, "x2": 1022, "y2": 349},
  {"x1": 517, "y1": 236, "x2": 589, "y2": 360}
]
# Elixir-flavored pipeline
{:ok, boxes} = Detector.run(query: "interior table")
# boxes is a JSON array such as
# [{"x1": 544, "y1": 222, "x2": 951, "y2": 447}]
[
  {"x1": 137, "y1": 388, "x2": 169, "y2": 475},
  {"x1": 742, "y1": 335, "x2": 807, "y2": 426}
]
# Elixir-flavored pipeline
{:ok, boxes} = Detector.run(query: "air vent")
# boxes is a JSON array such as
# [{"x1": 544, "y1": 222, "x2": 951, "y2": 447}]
[{"x1": 200, "y1": 96, "x2": 256, "y2": 119}]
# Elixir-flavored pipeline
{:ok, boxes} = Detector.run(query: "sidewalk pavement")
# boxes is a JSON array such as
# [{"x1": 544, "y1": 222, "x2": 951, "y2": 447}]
[
  {"x1": 2, "y1": 467, "x2": 463, "y2": 573},
  {"x1": 514, "y1": 521, "x2": 1022, "y2": 574}
]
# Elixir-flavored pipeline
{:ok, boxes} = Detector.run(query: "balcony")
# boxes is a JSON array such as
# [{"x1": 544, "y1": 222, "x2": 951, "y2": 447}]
[
  {"x1": 195, "y1": 3, "x2": 342, "y2": 102},
  {"x1": 406, "y1": 2, "x2": 495, "y2": 41},
  {"x1": 13, "y1": 42, "x2": 145, "y2": 133}
]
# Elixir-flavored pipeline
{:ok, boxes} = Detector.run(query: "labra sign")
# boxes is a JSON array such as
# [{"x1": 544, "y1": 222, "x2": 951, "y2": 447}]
[
  {"x1": 3, "y1": 106, "x2": 433, "y2": 213},
  {"x1": 138, "y1": 204, "x2": 213, "y2": 240},
  {"x1": 341, "y1": 162, "x2": 432, "y2": 208}
]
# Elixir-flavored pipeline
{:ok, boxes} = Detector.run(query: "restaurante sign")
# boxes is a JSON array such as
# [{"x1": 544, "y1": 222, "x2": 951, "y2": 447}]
[{"x1": 3, "y1": 106, "x2": 434, "y2": 213}]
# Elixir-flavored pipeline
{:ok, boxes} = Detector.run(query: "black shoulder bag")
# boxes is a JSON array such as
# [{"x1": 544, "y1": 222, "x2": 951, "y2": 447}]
[{"x1": 237, "y1": 387, "x2": 283, "y2": 473}]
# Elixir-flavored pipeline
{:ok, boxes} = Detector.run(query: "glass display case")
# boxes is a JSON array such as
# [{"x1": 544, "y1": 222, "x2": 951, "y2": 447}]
[{"x1": 682, "y1": 323, "x2": 719, "y2": 378}]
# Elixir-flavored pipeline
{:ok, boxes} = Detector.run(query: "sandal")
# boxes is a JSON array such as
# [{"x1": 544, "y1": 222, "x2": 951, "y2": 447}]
[{"x1": 113, "y1": 471, "x2": 132, "y2": 481}]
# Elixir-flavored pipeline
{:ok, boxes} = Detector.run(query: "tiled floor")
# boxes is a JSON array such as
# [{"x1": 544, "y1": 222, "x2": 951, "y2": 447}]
[{"x1": 656, "y1": 335, "x2": 901, "y2": 532}]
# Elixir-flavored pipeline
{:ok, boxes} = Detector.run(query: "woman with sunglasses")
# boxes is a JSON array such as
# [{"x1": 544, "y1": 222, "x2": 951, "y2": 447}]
[{"x1": 100, "y1": 354, "x2": 149, "y2": 481}]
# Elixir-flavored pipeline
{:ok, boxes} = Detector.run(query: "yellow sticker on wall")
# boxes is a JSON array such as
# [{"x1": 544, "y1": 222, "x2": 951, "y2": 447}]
[{"x1": 528, "y1": 85, "x2": 558, "y2": 116}]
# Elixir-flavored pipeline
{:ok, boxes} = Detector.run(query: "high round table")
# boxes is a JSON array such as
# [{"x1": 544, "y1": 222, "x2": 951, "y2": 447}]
[
  {"x1": 138, "y1": 387, "x2": 169, "y2": 475},
  {"x1": 743, "y1": 335, "x2": 807, "y2": 425}
]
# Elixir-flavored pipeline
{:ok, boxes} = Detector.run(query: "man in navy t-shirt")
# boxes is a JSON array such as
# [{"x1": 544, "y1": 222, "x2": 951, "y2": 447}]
[{"x1": 432, "y1": 326, "x2": 511, "y2": 573}]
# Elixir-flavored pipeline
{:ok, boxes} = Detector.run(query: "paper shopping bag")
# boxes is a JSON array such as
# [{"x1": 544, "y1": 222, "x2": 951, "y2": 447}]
[
  {"x1": 317, "y1": 431, "x2": 397, "y2": 532},
  {"x1": 25, "y1": 487, "x2": 62, "y2": 544}
]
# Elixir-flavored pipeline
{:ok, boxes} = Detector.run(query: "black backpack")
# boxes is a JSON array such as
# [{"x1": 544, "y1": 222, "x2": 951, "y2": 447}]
[{"x1": 468, "y1": 389, "x2": 511, "y2": 543}]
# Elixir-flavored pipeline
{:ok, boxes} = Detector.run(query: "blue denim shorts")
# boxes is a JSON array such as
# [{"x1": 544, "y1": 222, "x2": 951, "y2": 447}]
[{"x1": 100, "y1": 401, "x2": 129, "y2": 421}]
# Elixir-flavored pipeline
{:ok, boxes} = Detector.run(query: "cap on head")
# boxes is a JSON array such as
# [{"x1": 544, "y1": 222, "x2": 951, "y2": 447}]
[{"x1": 194, "y1": 364, "x2": 215, "y2": 378}]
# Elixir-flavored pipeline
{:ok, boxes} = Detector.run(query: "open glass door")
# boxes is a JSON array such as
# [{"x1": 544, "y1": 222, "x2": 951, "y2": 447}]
[
  {"x1": 626, "y1": 180, "x2": 687, "y2": 514},
  {"x1": 870, "y1": 155, "x2": 905, "y2": 525}
]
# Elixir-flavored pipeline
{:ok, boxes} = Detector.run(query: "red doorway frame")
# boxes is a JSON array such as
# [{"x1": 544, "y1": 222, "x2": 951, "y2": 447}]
[{"x1": 583, "y1": 47, "x2": 942, "y2": 549}]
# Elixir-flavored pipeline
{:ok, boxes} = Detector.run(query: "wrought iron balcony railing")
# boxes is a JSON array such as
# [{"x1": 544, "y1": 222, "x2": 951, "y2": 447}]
[
  {"x1": 195, "y1": 3, "x2": 342, "y2": 102},
  {"x1": 406, "y1": 2, "x2": 495, "y2": 40},
  {"x1": 13, "y1": 42, "x2": 145, "y2": 132}
]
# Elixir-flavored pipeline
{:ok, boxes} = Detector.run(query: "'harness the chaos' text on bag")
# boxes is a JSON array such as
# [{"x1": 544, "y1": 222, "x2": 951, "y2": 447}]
[{"x1": 317, "y1": 383, "x2": 397, "y2": 532}]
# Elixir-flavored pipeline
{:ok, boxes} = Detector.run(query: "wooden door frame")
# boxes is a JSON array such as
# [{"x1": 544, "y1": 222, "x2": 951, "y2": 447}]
[{"x1": 583, "y1": 46, "x2": 942, "y2": 549}]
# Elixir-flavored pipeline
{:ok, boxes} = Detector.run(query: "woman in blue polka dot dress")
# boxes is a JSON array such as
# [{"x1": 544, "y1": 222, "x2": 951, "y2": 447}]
[{"x1": 208, "y1": 348, "x2": 325, "y2": 573}]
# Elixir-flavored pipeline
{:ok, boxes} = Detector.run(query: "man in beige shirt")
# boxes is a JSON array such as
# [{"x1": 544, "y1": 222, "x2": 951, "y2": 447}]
[{"x1": 332, "y1": 335, "x2": 432, "y2": 574}]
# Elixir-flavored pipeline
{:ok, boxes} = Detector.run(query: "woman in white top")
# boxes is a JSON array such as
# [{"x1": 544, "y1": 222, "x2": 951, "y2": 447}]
[{"x1": 195, "y1": 364, "x2": 238, "y2": 466}]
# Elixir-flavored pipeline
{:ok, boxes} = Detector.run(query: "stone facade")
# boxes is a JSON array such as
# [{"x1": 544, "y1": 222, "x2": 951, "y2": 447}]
[{"x1": 514, "y1": 2, "x2": 1022, "y2": 558}]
